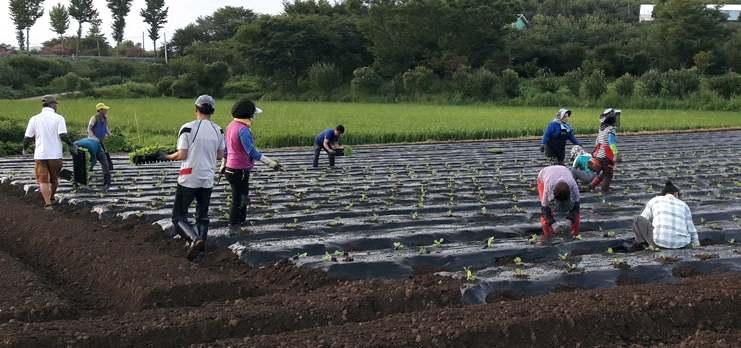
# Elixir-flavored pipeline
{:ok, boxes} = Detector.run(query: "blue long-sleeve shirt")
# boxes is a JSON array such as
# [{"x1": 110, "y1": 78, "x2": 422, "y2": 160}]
[
  {"x1": 541, "y1": 120, "x2": 580, "y2": 146},
  {"x1": 239, "y1": 127, "x2": 262, "y2": 161},
  {"x1": 74, "y1": 137, "x2": 102, "y2": 169}
]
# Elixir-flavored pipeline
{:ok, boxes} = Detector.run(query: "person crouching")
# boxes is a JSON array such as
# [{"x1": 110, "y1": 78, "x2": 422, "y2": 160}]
[
  {"x1": 537, "y1": 165, "x2": 581, "y2": 241},
  {"x1": 633, "y1": 181, "x2": 700, "y2": 250}
]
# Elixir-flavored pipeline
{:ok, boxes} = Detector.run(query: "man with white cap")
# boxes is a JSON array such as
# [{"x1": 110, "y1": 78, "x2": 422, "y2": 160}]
[
  {"x1": 163, "y1": 95, "x2": 225, "y2": 260},
  {"x1": 540, "y1": 108, "x2": 581, "y2": 165}
]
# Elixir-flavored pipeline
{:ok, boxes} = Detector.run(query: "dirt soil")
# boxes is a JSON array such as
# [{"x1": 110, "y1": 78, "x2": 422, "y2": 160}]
[{"x1": 0, "y1": 140, "x2": 740, "y2": 348}]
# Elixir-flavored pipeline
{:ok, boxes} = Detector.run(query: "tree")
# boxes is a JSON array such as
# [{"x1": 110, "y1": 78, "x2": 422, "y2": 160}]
[
  {"x1": 69, "y1": 0, "x2": 98, "y2": 56},
  {"x1": 197, "y1": 6, "x2": 256, "y2": 41},
  {"x1": 107, "y1": 0, "x2": 133, "y2": 49},
  {"x1": 652, "y1": 0, "x2": 729, "y2": 69},
  {"x1": 9, "y1": 0, "x2": 45, "y2": 52},
  {"x1": 87, "y1": 16, "x2": 104, "y2": 56},
  {"x1": 140, "y1": 0, "x2": 169, "y2": 56},
  {"x1": 49, "y1": 4, "x2": 70, "y2": 51}
]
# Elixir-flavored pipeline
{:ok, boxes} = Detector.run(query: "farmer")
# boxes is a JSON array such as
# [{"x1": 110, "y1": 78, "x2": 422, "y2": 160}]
[
  {"x1": 633, "y1": 181, "x2": 700, "y2": 250},
  {"x1": 569, "y1": 145, "x2": 597, "y2": 184},
  {"x1": 163, "y1": 95, "x2": 225, "y2": 260},
  {"x1": 23, "y1": 95, "x2": 78, "y2": 210},
  {"x1": 73, "y1": 137, "x2": 111, "y2": 190},
  {"x1": 88, "y1": 102, "x2": 112, "y2": 145},
  {"x1": 313, "y1": 125, "x2": 345, "y2": 168},
  {"x1": 540, "y1": 108, "x2": 581, "y2": 165},
  {"x1": 537, "y1": 165, "x2": 581, "y2": 241},
  {"x1": 222, "y1": 98, "x2": 283, "y2": 232},
  {"x1": 590, "y1": 108, "x2": 620, "y2": 192}
]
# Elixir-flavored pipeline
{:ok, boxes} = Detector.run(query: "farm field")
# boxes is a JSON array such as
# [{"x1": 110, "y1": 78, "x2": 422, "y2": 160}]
[
  {"x1": 0, "y1": 130, "x2": 740, "y2": 346},
  {"x1": 2, "y1": 99, "x2": 741, "y2": 148}
]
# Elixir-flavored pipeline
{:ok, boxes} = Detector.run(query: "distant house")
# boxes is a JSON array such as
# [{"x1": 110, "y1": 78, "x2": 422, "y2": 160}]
[
  {"x1": 512, "y1": 14, "x2": 530, "y2": 31},
  {"x1": 640, "y1": 4, "x2": 741, "y2": 22}
]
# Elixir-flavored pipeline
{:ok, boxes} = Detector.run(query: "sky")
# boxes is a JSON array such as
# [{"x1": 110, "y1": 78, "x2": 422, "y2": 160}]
[{"x1": 0, "y1": 0, "x2": 284, "y2": 49}]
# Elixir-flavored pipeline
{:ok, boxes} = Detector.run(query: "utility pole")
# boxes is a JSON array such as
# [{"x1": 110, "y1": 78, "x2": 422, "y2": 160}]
[
  {"x1": 163, "y1": 31, "x2": 168, "y2": 64},
  {"x1": 142, "y1": 31, "x2": 145, "y2": 56}
]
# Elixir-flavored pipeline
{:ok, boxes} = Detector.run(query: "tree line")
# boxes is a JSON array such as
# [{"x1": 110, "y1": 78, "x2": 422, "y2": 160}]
[
  {"x1": 9, "y1": 0, "x2": 168, "y2": 56},
  {"x1": 3, "y1": 0, "x2": 741, "y2": 108}
]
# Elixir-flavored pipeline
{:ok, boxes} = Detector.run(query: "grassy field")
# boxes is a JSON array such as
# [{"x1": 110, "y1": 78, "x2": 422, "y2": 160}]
[{"x1": 2, "y1": 98, "x2": 741, "y2": 149}]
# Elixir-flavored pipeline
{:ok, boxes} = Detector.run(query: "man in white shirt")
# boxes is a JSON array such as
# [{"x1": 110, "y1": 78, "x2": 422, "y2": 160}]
[
  {"x1": 633, "y1": 181, "x2": 700, "y2": 249},
  {"x1": 164, "y1": 95, "x2": 225, "y2": 260},
  {"x1": 23, "y1": 95, "x2": 77, "y2": 210}
]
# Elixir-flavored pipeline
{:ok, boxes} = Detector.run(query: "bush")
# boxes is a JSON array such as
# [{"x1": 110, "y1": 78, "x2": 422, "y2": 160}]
[
  {"x1": 171, "y1": 74, "x2": 200, "y2": 98},
  {"x1": 223, "y1": 79, "x2": 261, "y2": 99},
  {"x1": 0, "y1": 86, "x2": 18, "y2": 99},
  {"x1": 532, "y1": 72, "x2": 561, "y2": 94},
  {"x1": 92, "y1": 82, "x2": 158, "y2": 99},
  {"x1": 453, "y1": 67, "x2": 497, "y2": 100},
  {"x1": 51, "y1": 72, "x2": 93, "y2": 93},
  {"x1": 351, "y1": 66, "x2": 383, "y2": 96},
  {"x1": 613, "y1": 73, "x2": 636, "y2": 97},
  {"x1": 562, "y1": 69, "x2": 583, "y2": 96},
  {"x1": 499, "y1": 69, "x2": 521, "y2": 99},
  {"x1": 580, "y1": 69, "x2": 607, "y2": 100},
  {"x1": 640, "y1": 70, "x2": 663, "y2": 97},
  {"x1": 157, "y1": 76, "x2": 176, "y2": 97},
  {"x1": 198, "y1": 62, "x2": 231, "y2": 98},
  {"x1": 706, "y1": 73, "x2": 741, "y2": 99},
  {"x1": 307, "y1": 62, "x2": 342, "y2": 96},
  {"x1": 0, "y1": 118, "x2": 25, "y2": 156},
  {"x1": 402, "y1": 66, "x2": 437, "y2": 95},
  {"x1": 660, "y1": 69, "x2": 699, "y2": 98}
]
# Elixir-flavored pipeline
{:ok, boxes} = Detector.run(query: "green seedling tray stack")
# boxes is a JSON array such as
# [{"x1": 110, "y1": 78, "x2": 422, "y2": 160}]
[{"x1": 129, "y1": 146, "x2": 176, "y2": 165}]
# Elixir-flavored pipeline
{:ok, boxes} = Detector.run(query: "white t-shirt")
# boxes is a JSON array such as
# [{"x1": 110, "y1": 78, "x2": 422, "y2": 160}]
[
  {"x1": 24, "y1": 107, "x2": 68, "y2": 160},
  {"x1": 176, "y1": 119, "x2": 225, "y2": 189}
]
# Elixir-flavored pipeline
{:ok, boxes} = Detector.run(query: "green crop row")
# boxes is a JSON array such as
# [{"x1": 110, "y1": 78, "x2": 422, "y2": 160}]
[{"x1": 1, "y1": 99, "x2": 740, "y2": 150}]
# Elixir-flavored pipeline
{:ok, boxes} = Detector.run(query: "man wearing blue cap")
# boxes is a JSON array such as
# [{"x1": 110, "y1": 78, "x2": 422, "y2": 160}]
[{"x1": 163, "y1": 95, "x2": 225, "y2": 261}]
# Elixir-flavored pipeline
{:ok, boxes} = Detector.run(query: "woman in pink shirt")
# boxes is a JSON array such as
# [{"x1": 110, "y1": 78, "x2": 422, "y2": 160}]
[{"x1": 223, "y1": 99, "x2": 283, "y2": 231}]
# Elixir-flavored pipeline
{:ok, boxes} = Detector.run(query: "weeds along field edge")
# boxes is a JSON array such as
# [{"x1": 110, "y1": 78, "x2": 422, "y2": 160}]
[{"x1": 2, "y1": 99, "x2": 741, "y2": 149}]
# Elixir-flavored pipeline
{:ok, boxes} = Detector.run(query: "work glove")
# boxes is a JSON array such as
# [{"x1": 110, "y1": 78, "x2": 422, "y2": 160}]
[
  {"x1": 552, "y1": 221, "x2": 570, "y2": 234},
  {"x1": 541, "y1": 206, "x2": 555, "y2": 226},
  {"x1": 539, "y1": 144, "x2": 545, "y2": 153},
  {"x1": 70, "y1": 144, "x2": 79, "y2": 156},
  {"x1": 260, "y1": 155, "x2": 284, "y2": 171},
  {"x1": 219, "y1": 159, "x2": 226, "y2": 175},
  {"x1": 156, "y1": 151, "x2": 169, "y2": 161}
]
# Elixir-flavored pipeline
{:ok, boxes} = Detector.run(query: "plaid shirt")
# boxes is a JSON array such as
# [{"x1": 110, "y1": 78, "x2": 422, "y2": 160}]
[{"x1": 640, "y1": 194, "x2": 699, "y2": 249}]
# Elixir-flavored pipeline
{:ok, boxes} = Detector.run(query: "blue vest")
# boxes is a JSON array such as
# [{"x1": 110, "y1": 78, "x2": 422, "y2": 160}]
[{"x1": 92, "y1": 115, "x2": 108, "y2": 139}]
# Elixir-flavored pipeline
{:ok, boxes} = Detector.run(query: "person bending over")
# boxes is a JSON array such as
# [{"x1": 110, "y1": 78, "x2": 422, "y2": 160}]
[
  {"x1": 313, "y1": 125, "x2": 345, "y2": 168},
  {"x1": 541, "y1": 108, "x2": 581, "y2": 165},
  {"x1": 537, "y1": 165, "x2": 581, "y2": 241}
]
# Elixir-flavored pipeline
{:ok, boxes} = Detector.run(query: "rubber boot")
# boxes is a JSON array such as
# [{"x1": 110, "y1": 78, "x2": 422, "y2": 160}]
[
  {"x1": 174, "y1": 220, "x2": 199, "y2": 242},
  {"x1": 197, "y1": 223, "x2": 209, "y2": 244}
]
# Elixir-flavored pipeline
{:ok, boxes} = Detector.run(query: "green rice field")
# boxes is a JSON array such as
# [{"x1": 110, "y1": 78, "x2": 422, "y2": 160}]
[{"x1": 1, "y1": 98, "x2": 740, "y2": 148}]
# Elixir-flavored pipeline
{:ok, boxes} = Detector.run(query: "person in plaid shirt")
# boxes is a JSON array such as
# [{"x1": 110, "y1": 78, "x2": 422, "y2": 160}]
[{"x1": 633, "y1": 181, "x2": 700, "y2": 249}]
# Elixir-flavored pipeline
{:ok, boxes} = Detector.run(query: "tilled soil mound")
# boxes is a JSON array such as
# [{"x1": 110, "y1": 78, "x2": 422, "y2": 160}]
[
  {"x1": 1, "y1": 130, "x2": 740, "y2": 347},
  {"x1": 1, "y1": 180, "x2": 741, "y2": 347}
]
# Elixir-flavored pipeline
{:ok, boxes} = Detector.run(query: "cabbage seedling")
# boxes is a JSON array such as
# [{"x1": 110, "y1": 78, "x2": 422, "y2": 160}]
[
  {"x1": 432, "y1": 239, "x2": 444, "y2": 249},
  {"x1": 514, "y1": 256, "x2": 523, "y2": 267},
  {"x1": 528, "y1": 234, "x2": 538, "y2": 244},
  {"x1": 558, "y1": 252, "x2": 569, "y2": 261},
  {"x1": 485, "y1": 236, "x2": 495, "y2": 249},
  {"x1": 463, "y1": 267, "x2": 477, "y2": 282},
  {"x1": 393, "y1": 242, "x2": 405, "y2": 251},
  {"x1": 607, "y1": 247, "x2": 614, "y2": 254}
]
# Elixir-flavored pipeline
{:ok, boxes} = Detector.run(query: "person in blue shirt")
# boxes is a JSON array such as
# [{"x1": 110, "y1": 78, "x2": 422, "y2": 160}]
[
  {"x1": 313, "y1": 125, "x2": 345, "y2": 168},
  {"x1": 540, "y1": 108, "x2": 581, "y2": 165},
  {"x1": 73, "y1": 137, "x2": 111, "y2": 189}
]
